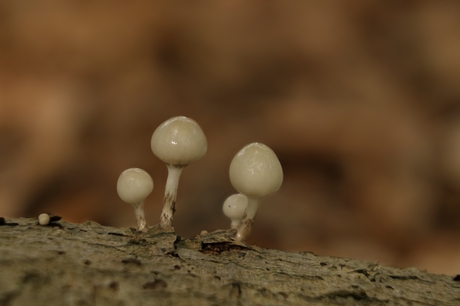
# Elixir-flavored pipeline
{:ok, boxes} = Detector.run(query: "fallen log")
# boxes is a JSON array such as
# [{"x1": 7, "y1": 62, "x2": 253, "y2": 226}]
[{"x1": 0, "y1": 217, "x2": 459, "y2": 305}]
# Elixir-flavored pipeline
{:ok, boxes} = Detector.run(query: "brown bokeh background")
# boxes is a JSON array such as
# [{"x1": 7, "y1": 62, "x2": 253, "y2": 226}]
[{"x1": 1, "y1": 1, "x2": 460, "y2": 275}]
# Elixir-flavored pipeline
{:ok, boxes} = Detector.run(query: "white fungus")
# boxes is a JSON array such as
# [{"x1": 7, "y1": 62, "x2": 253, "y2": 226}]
[
  {"x1": 117, "y1": 168, "x2": 154, "y2": 231},
  {"x1": 151, "y1": 116, "x2": 207, "y2": 229},
  {"x1": 38, "y1": 213, "x2": 50, "y2": 226},
  {"x1": 222, "y1": 193, "x2": 248, "y2": 229},
  {"x1": 229, "y1": 142, "x2": 283, "y2": 241}
]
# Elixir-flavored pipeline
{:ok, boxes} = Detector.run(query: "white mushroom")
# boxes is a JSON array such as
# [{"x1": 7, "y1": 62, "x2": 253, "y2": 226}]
[
  {"x1": 151, "y1": 116, "x2": 207, "y2": 229},
  {"x1": 229, "y1": 142, "x2": 283, "y2": 241},
  {"x1": 222, "y1": 193, "x2": 248, "y2": 229},
  {"x1": 38, "y1": 213, "x2": 50, "y2": 226},
  {"x1": 117, "y1": 168, "x2": 154, "y2": 231}
]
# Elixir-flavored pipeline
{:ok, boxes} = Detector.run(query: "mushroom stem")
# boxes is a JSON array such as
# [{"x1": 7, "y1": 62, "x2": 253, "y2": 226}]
[
  {"x1": 133, "y1": 202, "x2": 147, "y2": 231},
  {"x1": 160, "y1": 164, "x2": 185, "y2": 228},
  {"x1": 235, "y1": 197, "x2": 260, "y2": 241}
]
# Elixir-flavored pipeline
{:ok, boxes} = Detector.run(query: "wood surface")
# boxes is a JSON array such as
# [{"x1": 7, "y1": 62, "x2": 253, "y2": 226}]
[{"x1": 1, "y1": 217, "x2": 459, "y2": 306}]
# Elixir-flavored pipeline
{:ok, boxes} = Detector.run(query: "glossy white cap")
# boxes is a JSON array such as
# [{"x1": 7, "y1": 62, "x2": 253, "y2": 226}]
[
  {"x1": 117, "y1": 168, "x2": 154, "y2": 204},
  {"x1": 229, "y1": 142, "x2": 283, "y2": 198},
  {"x1": 222, "y1": 193, "x2": 248, "y2": 228},
  {"x1": 151, "y1": 116, "x2": 207, "y2": 166}
]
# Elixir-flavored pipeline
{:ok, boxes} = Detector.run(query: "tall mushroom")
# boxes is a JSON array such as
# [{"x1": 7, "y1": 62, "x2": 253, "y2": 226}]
[
  {"x1": 117, "y1": 168, "x2": 154, "y2": 231},
  {"x1": 229, "y1": 142, "x2": 283, "y2": 241},
  {"x1": 151, "y1": 116, "x2": 207, "y2": 229}
]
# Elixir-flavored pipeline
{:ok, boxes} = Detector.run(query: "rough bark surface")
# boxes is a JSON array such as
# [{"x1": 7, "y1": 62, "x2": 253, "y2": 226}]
[{"x1": 0, "y1": 218, "x2": 459, "y2": 306}]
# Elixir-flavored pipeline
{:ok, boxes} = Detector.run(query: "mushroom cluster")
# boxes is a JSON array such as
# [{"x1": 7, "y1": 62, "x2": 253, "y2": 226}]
[
  {"x1": 117, "y1": 116, "x2": 207, "y2": 231},
  {"x1": 228, "y1": 142, "x2": 283, "y2": 241},
  {"x1": 116, "y1": 116, "x2": 283, "y2": 243}
]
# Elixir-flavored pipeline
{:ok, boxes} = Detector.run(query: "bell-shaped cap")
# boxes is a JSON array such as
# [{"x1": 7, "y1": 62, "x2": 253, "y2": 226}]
[
  {"x1": 151, "y1": 116, "x2": 207, "y2": 166},
  {"x1": 117, "y1": 168, "x2": 154, "y2": 204},
  {"x1": 222, "y1": 193, "x2": 247, "y2": 222},
  {"x1": 229, "y1": 142, "x2": 283, "y2": 198}
]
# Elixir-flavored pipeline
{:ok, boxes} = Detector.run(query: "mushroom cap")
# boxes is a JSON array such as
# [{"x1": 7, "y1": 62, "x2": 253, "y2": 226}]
[
  {"x1": 151, "y1": 116, "x2": 207, "y2": 166},
  {"x1": 222, "y1": 193, "x2": 247, "y2": 221},
  {"x1": 117, "y1": 168, "x2": 154, "y2": 204},
  {"x1": 38, "y1": 213, "x2": 50, "y2": 226},
  {"x1": 229, "y1": 142, "x2": 283, "y2": 198}
]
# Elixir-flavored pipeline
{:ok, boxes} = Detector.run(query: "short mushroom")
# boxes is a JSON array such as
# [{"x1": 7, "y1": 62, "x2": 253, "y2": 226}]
[
  {"x1": 222, "y1": 193, "x2": 248, "y2": 229},
  {"x1": 229, "y1": 142, "x2": 283, "y2": 241},
  {"x1": 38, "y1": 213, "x2": 50, "y2": 226},
  {"x1": 151, "y1": 116, "x2": 207, "y2": 229},
  {"x1": 117, "y1": 168, "x2": 154, "y2": 231}
]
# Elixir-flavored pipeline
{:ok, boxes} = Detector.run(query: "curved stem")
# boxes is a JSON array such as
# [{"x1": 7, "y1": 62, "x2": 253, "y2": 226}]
[
  {"x1": 234, "y1": 197, "x2": 260, "y2": 241},
  {"x1": 160, "y1": 164, "x2": 185, "y2": 229},
  {"x1": 133, "y1": 201, "x2": 147, "y2": 231}
]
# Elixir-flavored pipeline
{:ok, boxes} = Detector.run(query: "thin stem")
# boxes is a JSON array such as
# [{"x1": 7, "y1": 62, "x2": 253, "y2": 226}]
[
  {"x1": 234, "y1": 197, "x2": 260, "y2": 241},
  {"x1": 160, "y1": 164, "x2": 185, "y2": 229},
  {"x1": 133, "y1": 201, "x2": 147, "y2": 231}
]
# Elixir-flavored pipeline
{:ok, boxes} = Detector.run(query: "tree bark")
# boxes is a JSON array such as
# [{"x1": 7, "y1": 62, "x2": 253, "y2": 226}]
[{"x1": 0, "y1": 218, "x2": 459, "y2": 306}]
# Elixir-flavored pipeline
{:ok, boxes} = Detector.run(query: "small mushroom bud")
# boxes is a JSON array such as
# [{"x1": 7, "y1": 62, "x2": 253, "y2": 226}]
[
  {"x1": 38, "y1": 213, "x2": 51, "y2": 226},
  {"x1": 117, "y1": 168, "x2": 154, "y2": 231},
  {"x1": 222, "y1": 194, "x2": 248, "y2": 229},
  {"x1": 151, "y1": 116, "x2": 207, "y2": 229},
  {"x1": 229, "y1": 142, "x2": 283, "y2": 241}
]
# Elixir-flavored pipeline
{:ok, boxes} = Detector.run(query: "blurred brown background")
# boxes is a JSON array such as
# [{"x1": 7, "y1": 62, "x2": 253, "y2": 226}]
[{"x1": 1, "y1": 1, "x2": 460, "y2": 275}]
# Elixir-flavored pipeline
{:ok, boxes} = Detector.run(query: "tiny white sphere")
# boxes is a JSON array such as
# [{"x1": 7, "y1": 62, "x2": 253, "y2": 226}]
[
  {"x1": 151, "y1": 116, "x2": 207, "y2": 165},
  {"x1": 222, "y1": 194, "x2": 247, "y2": 222},
  {"x1": 38, "y1": 213, "x2": 50, "y2": 226},
  {"x1": 229, "y1": 142, "x2": 283, "y2": 198},
  {"x1": 117, "y1": 168, "x2": 154, "y2": 205}
]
